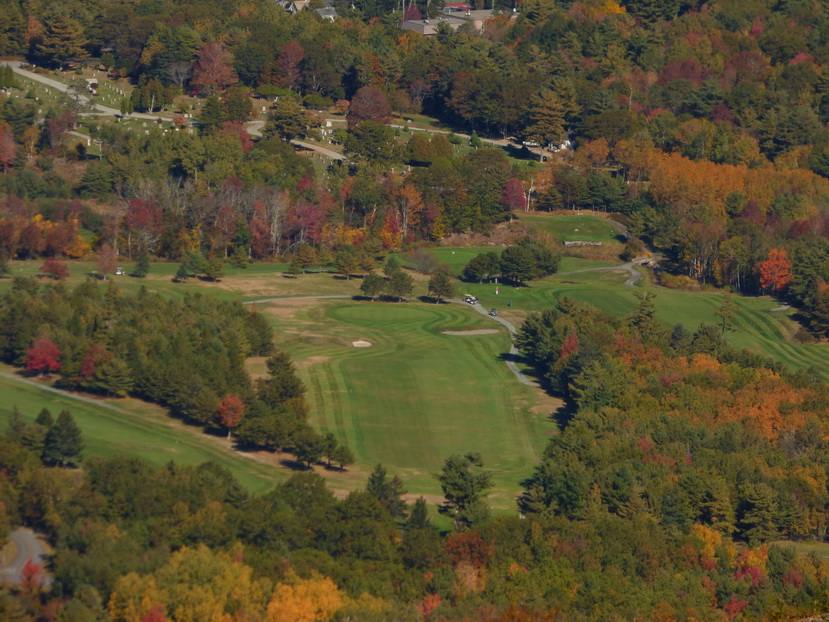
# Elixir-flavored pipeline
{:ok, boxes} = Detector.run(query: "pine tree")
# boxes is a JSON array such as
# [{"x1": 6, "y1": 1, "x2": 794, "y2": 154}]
[
  {"x1": 524, "y1": 91, "x2": 567, "y2": 150},
  {"x1": 42, "y1": 410, "x2": 83, "y2": 467},
  {"x1": 36, "y1": 8, "x2": 87, "y2": 69},
  {"x1": 387, "y1": 269, "x2": 414, "y2": 301},
  {"x1": 133, "y1": 251, "x2": 150, "y2": 278},
  {"x1": 93, "y1": 357, "x2": 133, "y2": 397},
  {"x1": 174, "y1": 263, "x2": 189, "y2": 282}
]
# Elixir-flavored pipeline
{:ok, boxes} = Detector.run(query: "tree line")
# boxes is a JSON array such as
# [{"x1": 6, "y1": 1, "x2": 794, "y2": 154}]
[{"x1": 0, "y1": 277, "x2": 353, "y2": 470}]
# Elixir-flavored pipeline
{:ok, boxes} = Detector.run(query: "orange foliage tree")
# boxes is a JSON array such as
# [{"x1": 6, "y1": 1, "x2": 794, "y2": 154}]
[
  {"x1": 757, "y1": 248, "x2": 792, "y2": 293},
  {"x1": 216, "y1": 394, "x2": 245, "y2": 439}
]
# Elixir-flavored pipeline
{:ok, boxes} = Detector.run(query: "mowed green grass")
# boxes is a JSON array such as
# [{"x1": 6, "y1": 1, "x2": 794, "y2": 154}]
[
  {"x1": 258, "y1": 300, "x2": 556, "y2": 508},
  {"x1": 772, "y1": 540, "x2": 829, "y2": 559},
  {"x1": 518, "y1": 212, "x2": 622, "y2": 243},
  {"x1": 0, "y1": 373, "x2": 283, "y2": 494}
]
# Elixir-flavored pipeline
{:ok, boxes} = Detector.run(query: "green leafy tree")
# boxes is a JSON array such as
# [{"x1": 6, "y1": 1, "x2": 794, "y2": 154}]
[
  {"x1": 500, "y1": 245, "x2": 536, "y2": 284},
  {"x1": 295, "y1": 244, "x2": 317, "y2": 273},
  {"x1": 435, "y1": 453, "x2": 493, "y2": 531},
  {"x1": 427, "y1": 270, "x2": 454, "y2": 303},
  {"x1": 174, "y1": 263, "x2": 189, "y2": 282},
  {"x1": 204, "y1": 257, "x2": 225, "y2": 281},
  {"x1": 0, "y1": 253, "x2": 9, "y2": 278},
  {"x1": 336, "y1": 246, "x2": 360, "y2": 279},
  {"x1": 360, "y1": 272, "x2": 385, "y2": 299},
  {"x1": 42, "y1": 410, "x2": 83, "y2": 467},
  {"x1": 330, "y1": 443, "x2": 355, "y2": 470},
  {"x1": 344, "y1": 121, "x2": 396, "y2": 161},
  {"x1": 463, "y1": 252, "x2": 501, "y2": 283},
  {"x1": 387, "y1": 269, "x2": 414, "y2": 301},
  {"x1": 265, "y1": 98, "x2": 318, "y2": 141}
]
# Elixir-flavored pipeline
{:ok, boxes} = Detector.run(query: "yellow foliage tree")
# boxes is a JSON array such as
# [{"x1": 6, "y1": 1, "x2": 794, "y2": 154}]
[{"x1": 266, "y1": 570, "x2": 344, "y2": 622}]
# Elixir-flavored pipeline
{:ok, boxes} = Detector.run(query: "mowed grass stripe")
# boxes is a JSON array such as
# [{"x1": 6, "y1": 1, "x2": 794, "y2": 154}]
[
  {"x1": 267, "y1": 301, "x2": 554, "y2": 498},
  {"x1": 0, "y1": 375, "x2": 281, "y2": 494}
]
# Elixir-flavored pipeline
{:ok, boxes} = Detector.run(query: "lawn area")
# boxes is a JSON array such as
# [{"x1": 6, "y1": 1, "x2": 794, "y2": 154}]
[
  {"x1": 6, "y1": 247, "x2": 829, "y2": 506},
  {"x1": 255, "y1": 299, "x2": 559, "y2": 509},
  {"x1": 518, "y1": 211, "x2": 623, "y2": 243},
  {"x1": 0, "y1": 371, "x2": 284, "y2": 494},
  {"x1": 772, "y1": 540, "x2": 829, "y2": 560}
]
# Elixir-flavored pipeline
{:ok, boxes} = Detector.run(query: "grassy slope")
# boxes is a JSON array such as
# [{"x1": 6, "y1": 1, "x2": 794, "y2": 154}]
[
  {"x1": 0, "y1": 372, "x2": 282, "y2": 494},
  {"x1": 5, "y1": 210, "x2": 829, "y2": 500},
  {"x1": 254, "y1": 300, "x2": 555, "y2": 508}
]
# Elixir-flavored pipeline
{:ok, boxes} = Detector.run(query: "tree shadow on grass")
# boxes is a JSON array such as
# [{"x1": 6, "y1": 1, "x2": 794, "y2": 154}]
[{"x1": 279, "y1": 458, "x2": 313, "y2": 471}]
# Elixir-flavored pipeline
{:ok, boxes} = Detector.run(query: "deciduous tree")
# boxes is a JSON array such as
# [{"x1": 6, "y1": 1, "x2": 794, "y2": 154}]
[
  {"x1": 97, "y1": 243, "x2": 117, "y2": 280},
  {"x1": 216, "y1": 394, "x2": 245, "y2": 439},
  {"x1": 757, "y1": 248, "x2": 792, "y2": 293},
  {"x1": 192, "y1": 41, "x2": 238, "y2": 95},
  {"x1": 26, "y1": 337, "x2": 60, "y2": 376}
]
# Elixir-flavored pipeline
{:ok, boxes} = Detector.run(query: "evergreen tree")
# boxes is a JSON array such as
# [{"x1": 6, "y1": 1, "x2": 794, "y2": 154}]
[
  {"x1": 0, "y1": 253, "x2": 9, "y2": 278},
  {"x1": 367, "y1": 464, "x2": 409, "y2": 519},
  {"x1": 133, "y1": 251, "x2": 150, "y2": 278},
  {"x1": 387, "y1": 269, "x2": 414, "y2": 301},
  {"x1": 198, "y1": 96, "x2": 226, "y2": 134},
  {"x1": 36, "y1": 8, "x2": 87, "y2": 69},
  {"x1": 42, "y1": 410, "x2": 83, "y2": 467},
  {"x1": 204, "y1": 257, "x2": 225, "y2": 281},
  {"x1": 360, "y1": 272, "x2": 385, "y2": 299},
  {"x1": 35, "y1": 408, "x2": 53, "y2": 428},
  {"x1": 427, "y1": 270, "x2": 454, "y2": 303},
  {"x1": 287, "y1": 258, "x2": 303, "y2": 277},
  {"x1": 93, "y1": 357, "x2": 133, "y2": 397},
  {"x1": 436, "y1": 453, "x2": 493, "y2": 531},
  {"x1": 174, "y1": 263, "x2": 189, "y2": 282}
]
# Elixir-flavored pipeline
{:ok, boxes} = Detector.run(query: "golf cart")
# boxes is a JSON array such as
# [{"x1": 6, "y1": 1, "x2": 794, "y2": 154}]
[
  {"x1": 464, "y1": 294, "x2": 479, "y2": 305},
  {"x1": 489, "y1": 308, "x2": 497, "y2": 316}
]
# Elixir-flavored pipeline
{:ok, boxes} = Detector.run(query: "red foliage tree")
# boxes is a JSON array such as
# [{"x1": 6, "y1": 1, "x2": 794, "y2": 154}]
[
  {"x1": 26, "y1": 336, "x2": 61, "y2": 376},
  {"x1": 757, "y1": 248, "x2": 792, "y2": 293},
  {"x1": 191, "y1": 41, "x2": 238, "y2": 95},
  {"x1": 216, "y1": 394, "x2": 245, "y2": 439},
  {"x1": 501, "y1": 178, "x2": 528, "y2": 212},
  {"x1": 278, "y1": 40, "x2": 305, "y2": 91},
  {"x1": 21, "y1": 559, "x2": 43, "y2": 594},
  {"x1": 346, "y1": 86, "x2": 392, "y2": 129},
  {"x1": 417, "y1": 594, "x2": 441, "y2": 620},
  {"x1": 41, "y1": 256, "x2": 69, "y2": 279},
  {"x1": 79, "y1": 344, "x2": 105, "y2": 380},
  {"x1": 0, "y1": 127, "x2": 17, "y2": 172}
]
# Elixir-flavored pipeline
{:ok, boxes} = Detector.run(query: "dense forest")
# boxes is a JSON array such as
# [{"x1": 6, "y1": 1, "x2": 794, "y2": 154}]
[
  {"x1": 5, "y1": 0, "x2": 829, "y2": 618},
  {"x1": 5, "y1": 0, "x2": 829, "y2": 329},
  {"x1": 4, "y1": 283, "x2": 829, "y2": 619}
]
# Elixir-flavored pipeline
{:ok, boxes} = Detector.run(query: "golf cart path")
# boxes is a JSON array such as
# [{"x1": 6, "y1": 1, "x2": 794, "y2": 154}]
[
  {"x1": 0, "y1": 528, "x2": 51, "y2": 587},
  {"x1": 245, "y1": 294, "x2": 540, "y2": 386}
]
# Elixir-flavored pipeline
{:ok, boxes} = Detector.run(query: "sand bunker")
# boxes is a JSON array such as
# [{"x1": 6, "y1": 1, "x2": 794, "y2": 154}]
[
  {"x1": 442, "y1": 329, "x2": 499, "y2": 336},
  {"x1": 352, "y1": 340, "x2": 373, "y2": 348}
]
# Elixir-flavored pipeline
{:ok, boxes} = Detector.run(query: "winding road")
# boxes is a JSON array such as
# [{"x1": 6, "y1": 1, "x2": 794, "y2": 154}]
[{"x1": 0, "y1": 528, "x2": 51, "y2": 587}]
